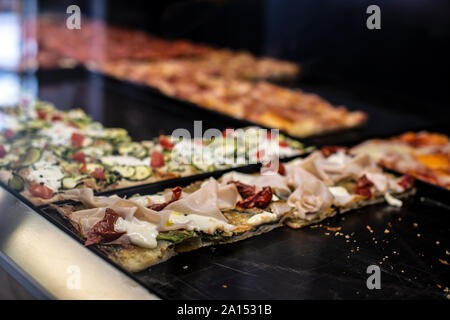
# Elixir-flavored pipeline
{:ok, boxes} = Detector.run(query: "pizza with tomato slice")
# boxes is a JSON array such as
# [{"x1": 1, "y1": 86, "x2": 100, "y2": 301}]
[
  {"x1": 100, "y1": 60, "x2": 367, "y2": 138},
  {"x1": 36, "y1": 18, "x2": 299, "y2": 81},
  {"x1": 351, "y1": 131, "x2": 450, "y2": 189},
  {"x1": 52, "y1": 148, "x2": 415, "y2": 272},
  {"x1": 0, "y1": 100, "x2": 309, "y2": 205}
]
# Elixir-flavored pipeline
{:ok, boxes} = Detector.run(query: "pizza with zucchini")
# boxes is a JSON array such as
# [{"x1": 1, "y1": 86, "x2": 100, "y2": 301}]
[
  {"x1": 52, "y1": 148, "x2": 415, "y2": 272},
  {"x1": 0, "y1": 100, "x2": 309, "y2": 205},
  {"x1": 351, "y1": 131, "x2": 450, "y2": 189}
]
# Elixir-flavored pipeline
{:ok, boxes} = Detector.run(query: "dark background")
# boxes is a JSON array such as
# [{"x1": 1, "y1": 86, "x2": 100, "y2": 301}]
[{"x1": 39, "y1": 0, "x2": 450, "y2": 119}]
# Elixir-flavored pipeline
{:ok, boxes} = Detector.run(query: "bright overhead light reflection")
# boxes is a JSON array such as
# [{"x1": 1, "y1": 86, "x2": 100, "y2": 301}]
[
  {"x1": 0, "y1": 12, "x2": 20, "y2": 69},
  {"x1": 0, "y1": 73, "x2": 20, "y2": 106}
]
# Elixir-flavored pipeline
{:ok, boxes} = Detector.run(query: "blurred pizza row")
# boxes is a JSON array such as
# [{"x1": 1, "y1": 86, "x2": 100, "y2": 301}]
[{"x1": 33, "y1": 17, "x2": 367, "y2": 138}]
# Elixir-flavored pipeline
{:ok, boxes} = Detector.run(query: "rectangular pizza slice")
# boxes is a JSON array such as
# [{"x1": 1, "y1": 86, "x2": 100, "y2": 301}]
[
  {"x1": 51, "y1": 148, "x2": 415, "y2": 272},
  {"x1": 351, "y1": 131, "x2": 450, "y2": 189},
  {"x1": 0, "y1": 100, "x2": 310, "y2": 205}
]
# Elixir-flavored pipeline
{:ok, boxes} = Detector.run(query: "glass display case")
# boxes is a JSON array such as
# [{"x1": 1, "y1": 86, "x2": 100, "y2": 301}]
[{"x1": 0, "y1": 0, "x2": 448, "y2": 300}]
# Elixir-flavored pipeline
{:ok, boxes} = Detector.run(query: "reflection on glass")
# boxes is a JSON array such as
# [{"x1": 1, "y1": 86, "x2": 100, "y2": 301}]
[{"x1": 0, "y1": 0, "x2": 38, "y2": 109}]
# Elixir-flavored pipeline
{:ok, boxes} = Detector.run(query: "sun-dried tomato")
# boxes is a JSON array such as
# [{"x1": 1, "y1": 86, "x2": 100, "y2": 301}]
[
  {"x1": 398, "y1": 174, "x2": 415, "y2": 189},
  {"x1": 321, "y1": 146, "x2": 349, "y2": 158},
  {"x1": 354, "y1": 175, "x2": 374, "y2": 198},
  {"x1": 228, "y1": 181, "x2": 256, "y2": 199},
  {"x1": 85, "y1": 208, "x2": 125, "y2": 246},
  {"x1": 237, "y1": 186, "x2": 273, "y2": 209},
  {"x1": 149, "y1": 186, "x2": 183, "y2": 211}
]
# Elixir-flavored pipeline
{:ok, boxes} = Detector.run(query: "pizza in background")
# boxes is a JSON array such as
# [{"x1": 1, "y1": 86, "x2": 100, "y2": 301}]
[{"x1": 351, "y1": 131, "x2": 450, "y2": 189}]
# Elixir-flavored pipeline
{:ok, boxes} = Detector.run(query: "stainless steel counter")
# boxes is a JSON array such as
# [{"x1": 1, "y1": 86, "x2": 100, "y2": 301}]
[{"x1": 0, "y1": 187, "x2": 159, "y2": 300}]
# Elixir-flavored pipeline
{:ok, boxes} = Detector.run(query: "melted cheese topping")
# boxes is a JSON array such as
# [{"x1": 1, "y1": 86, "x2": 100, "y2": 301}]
[
  {"x1": 246, "y1": 211, "x2": 278, "y2": 226},
  {"x1": 128, "y1": 194, "x2": 166, "y2": 207},
  {"x1": 384, "y1": 193, "x2": 402, "y2": 207},
  {"x1": 40, "y1": 122, "x2": 79, "y2": 145},
  {"x1": 28, "y1": 160, "x2": 64, "y2": 191},
  {"x1": 114, "y1": 217, "x2": 159, "y2": 249},
  {"x1": 101, "y1": 155, "x2": 149, "y2": 166},
  {"x1": 168, "y1": 212, "x2": 235, "y2": 234},
  {"x1": 328, "y1": 186, "x2": 350, "y2": 197}
]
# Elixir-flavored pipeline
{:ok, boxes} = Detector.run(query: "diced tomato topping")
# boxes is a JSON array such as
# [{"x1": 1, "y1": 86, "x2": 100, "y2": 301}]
[
  {"x1": 398, "y1": 174, "x2": 415, "y2": 189},
  {"x1": 354, "y1": 175, "x2": 374, "y2": 198},
  {"x1": 91, "y1": 168, "x2": 105, "y2": 181},
  {"x1": 159, "y1": 135, "x2": 174, "y2": 150},
  {"x1": 149, "y1": 186, "x2": 183, "y2": 211},
  {"x1": 150, "y1": 150, "x2": 165, "y2": 168},
  {"x1": 71, "y1": 132, "x2": 85, "y2": 148},
  {"x1": 0, "y1": 144, "x2": 6, "y2": 158},
  {"x1": 51, "y1": 114, "x2": 63, "y2": 121},
  {"x1": 256, "y1": 149, "x2": 265, "y2": 161},
  {"x1": 37, "y1": 109, "x2": 47, "y2": 120},
  {"x1": 79, "y1": 163, "x2": 88, "y2": 173},
  {"x1": 279, "y1": 141, "x2": 289, "y2": 148},
  {"x1": 29, "y1": 182, "x2": 54, "y2": 199},
  {"x1": 71, "y1": 151, "x2": 86, "y2": 163},
  {"x1": 3, "y1": 129, "x2": 14, "y2": 140},
  {"x1": 222, "y1": 128, "x2": 234, "y2": 137}
]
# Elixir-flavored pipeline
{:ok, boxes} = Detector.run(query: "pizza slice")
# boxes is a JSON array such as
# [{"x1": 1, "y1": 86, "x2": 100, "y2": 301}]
[
  {"x1": 0, "y1": 101, "x2": 309, "y2": 205},
  {"x1": 52, "y1": 148, "x2": 415, "y2": 272},
  {"x1": 351, "y1": 131, "x2": 450, "y2": 189}
]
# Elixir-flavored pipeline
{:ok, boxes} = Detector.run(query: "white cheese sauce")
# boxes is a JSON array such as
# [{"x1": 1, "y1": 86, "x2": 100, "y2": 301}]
[
  {"x1": 101, "y1": 155, "x2": 150, "y2": 166},
  {"x1": 169, "y1": 212, "x2": 235, "y2": 234},
  {"x1": 40, "y1": 122, "x2": 79, "y2": 145},
  {"x1": 114, "y1": 217, "x2": 159, "y2": 249},
  {"x1": 27, "y1": 160, "x2": 64, "y2": 191},
  {"x1": 246, "y1": 211, "x2": 278, "y2": 226}
]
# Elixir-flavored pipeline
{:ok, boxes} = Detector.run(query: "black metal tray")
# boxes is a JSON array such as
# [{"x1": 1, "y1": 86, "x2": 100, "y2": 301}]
[
  {"x1": 36, "y1": 67, "x2": 442, "y2": 148},
  {"x1": 4, "y1": 68, "x2": 448, "y2": 299},
  {"x1": 38, "y1": 167, "x2": 450, "y2": 300}
]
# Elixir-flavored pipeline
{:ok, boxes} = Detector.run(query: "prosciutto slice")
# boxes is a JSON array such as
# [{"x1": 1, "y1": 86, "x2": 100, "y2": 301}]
[
  {"x1": 220, "y1": 170, "x2": 291, "y2": 197},
  {"x1": 299, "y1": 152, "x2": 335, "y2": 186},
  {"x1": 164, "y1": 178, "x2": 240, "y2": 222},
  {"x1": 286, "y1": 166, "x2": 334, "y2": 219},
  {"x1": 252, "y1": 173, "x2": 291, "y2": 197},
  {"x1": 63, "y1": 188, "x2": 164, "y2": 224},
  {"x1": 338, "y1": 153, "x2": 380, "y2": 181},
  {"x1": 289, "y1": 151, "x2": 381, "y2": 186}
]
